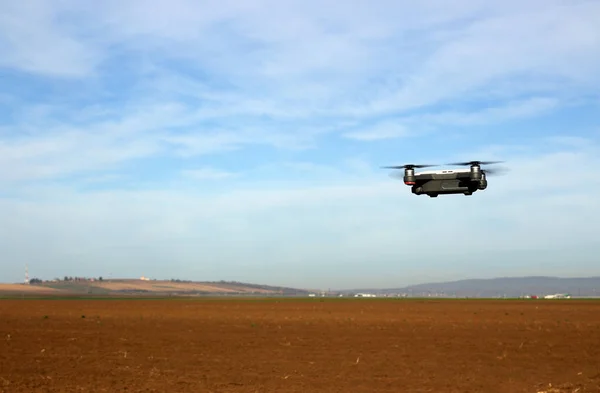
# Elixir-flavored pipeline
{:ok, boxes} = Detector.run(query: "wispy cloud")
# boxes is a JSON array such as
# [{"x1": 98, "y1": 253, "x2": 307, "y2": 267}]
[
  {"x1": 410, "y1": 97, "x2": 560, "y2": 127},
  {"x1": 343, "y1": 121, "x2": 410, "y2": 141},
  {"x1": 1, "y1": 0, "x2": 599, "y2": 287},
  {"x1": 182, "y1": 167, "x2": 236, "y2": 180}
]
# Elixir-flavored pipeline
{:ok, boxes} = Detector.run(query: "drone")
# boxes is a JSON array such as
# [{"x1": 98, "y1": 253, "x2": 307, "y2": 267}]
[{"x1": 382, "y1": 160, "x2": 505, "y2": 198}]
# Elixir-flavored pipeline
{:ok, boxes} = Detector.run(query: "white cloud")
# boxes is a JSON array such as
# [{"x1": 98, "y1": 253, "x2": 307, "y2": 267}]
[
  {"x1": 412, "y1": 97, "x2": 560, "y2": 127},
  {"x1": 364, "y1": 1, "x2": 600, "y2": 114},
  {"x1": 1, "y1": 1, "x2": 598, "y2": 151},
  {"x1": 341, "y1": 97, "x2": 561, "y2": 141},
  {"x1": 0, "y1": 1, "x2": 100, "y2": 77}
]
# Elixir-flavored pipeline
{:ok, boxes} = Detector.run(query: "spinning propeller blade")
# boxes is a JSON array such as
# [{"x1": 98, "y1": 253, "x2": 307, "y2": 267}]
[
  {"x1": 388, "y1": 171, "x2": 405, "y2": 180},
  {"x1": 445, "y1": 160, "x2": 504, "y2": 166},
  {"x1": 481, "y1": 167, "x2": 509, "y2": 176},
  {"x1": 381, "y1": 164, "x2": 438, "y2": 169}
]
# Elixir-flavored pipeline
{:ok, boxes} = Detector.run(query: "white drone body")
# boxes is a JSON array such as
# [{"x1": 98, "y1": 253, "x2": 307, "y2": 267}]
[
  {"x1": 383, "y1": 161, "x2": 503, "y2": 198},
  {"x1": 416, "y1": 168, "x2": 471, "y2": 176}
]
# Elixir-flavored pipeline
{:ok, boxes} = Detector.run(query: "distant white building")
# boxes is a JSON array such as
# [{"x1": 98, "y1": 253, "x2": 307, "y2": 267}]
[{"x1": 544, "y1": 293, "x2": 571, "y2": 299}]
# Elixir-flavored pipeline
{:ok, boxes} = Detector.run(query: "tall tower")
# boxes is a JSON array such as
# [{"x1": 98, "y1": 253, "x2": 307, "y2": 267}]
[{"x1": 25, "y1": 264, "x2": 29, "y2": 284}]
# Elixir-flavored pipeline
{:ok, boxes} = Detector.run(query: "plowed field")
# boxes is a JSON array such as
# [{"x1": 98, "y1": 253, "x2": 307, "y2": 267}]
[{"x1": 1, "y1": 298, "x2": 599, "y2": 392}]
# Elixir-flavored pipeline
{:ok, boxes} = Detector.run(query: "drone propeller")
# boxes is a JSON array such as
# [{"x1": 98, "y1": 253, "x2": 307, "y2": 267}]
[
  {"x1": 383, "y1": 164, "x2": 437, "y2": 182},
  {"x1": 388, "y1": 171, "x2": 405, "y2": 180},
  {"x1": 381, "y1": 164, "x2": 438, "y2": 170},
  {"x1": 446, "y1": 160, "x2": 504, "y2": 166},
  {"x1": 481, "y1": 167, "x2": 509, "y2": 176}
]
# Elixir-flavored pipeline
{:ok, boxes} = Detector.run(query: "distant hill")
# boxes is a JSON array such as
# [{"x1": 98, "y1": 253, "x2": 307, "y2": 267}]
[
  {"x1": 342, "y1": 276, "x2": 600, "y2": 298},
  {"x1": 0, "y1": 278, "x2": 310, "y2": 297}
]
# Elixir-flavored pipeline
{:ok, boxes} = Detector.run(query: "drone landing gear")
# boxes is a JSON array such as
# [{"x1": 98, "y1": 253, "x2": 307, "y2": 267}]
[
  {"x1": 428, "y1": 193, "x2": 438, "y2": 198},
  {"x1": 464, "y1": 191, "x2": 473, "y2": 196}
]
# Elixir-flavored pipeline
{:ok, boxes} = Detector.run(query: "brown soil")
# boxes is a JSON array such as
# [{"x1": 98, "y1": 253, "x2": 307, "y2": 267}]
[
  {"x1": 0, "y1": 284, "x2": 63, "y2": 294},
  {"x1": 1, "y1": 298, "x2": 599, "y2": 392}
]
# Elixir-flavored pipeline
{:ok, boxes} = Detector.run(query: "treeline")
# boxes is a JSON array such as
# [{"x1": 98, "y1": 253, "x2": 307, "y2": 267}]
[
  {"x1": 61, "y1": 276, "x2": 104, "y2": 281},
  {"x1": 28, "y1": 276, "x2": 104, "y2": 284}
]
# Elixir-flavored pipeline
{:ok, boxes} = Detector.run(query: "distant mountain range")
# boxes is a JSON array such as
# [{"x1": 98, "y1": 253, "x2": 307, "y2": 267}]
[{"x1": 340, "y1": 276, "x2": 600, "y2": 297}]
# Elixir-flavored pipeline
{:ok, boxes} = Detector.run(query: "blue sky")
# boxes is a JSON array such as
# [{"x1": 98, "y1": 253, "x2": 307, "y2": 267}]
[{"x1": 1, "y1": 0, "x2": 599, "y2": 290}]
